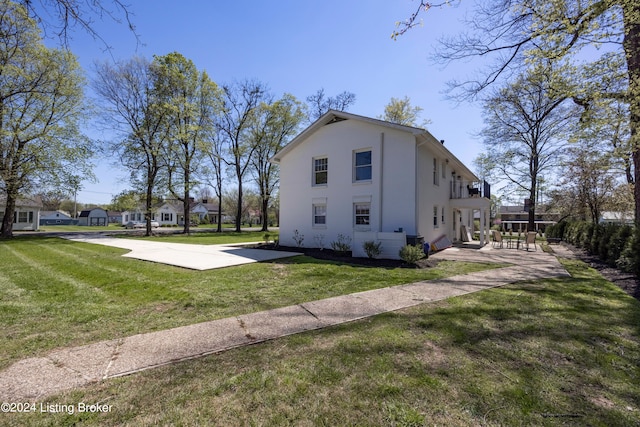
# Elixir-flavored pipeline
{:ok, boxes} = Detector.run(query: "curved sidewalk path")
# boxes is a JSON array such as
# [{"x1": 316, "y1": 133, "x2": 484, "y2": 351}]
[{"x1": 0, "y1": 244, "x2": 571, "y2": 401}]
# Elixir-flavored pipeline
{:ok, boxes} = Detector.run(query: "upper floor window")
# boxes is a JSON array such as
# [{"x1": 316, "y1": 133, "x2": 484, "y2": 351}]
[
  {"x1": 354, "y1": 150, "x2": 372, "y2": 182},
  {"x1": 313, "y1": 157, "x2": 328, "y2": 186}
]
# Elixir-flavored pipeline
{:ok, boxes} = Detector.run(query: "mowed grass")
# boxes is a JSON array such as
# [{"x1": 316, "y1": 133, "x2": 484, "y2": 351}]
[
  {"x1": 0, "y1": 235, "x2": 496, "y2": 370},
  {"x1": 127, "y1": 230, "x2": 278, "y2": 244},
  {"x1": 3, "y1": 258, "x2": 639, "y2": 426}
]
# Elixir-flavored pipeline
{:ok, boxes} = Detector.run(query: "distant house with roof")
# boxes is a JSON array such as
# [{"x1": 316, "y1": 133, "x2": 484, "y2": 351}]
[
  {"x1": 40, "y1": 210, "x2": 75, "y2": 226},
  {"x1": 599, "y1": 211, "x2": 634, "y2": 225},
  {"x1": 0, "y1": 196, "x2": 43, "y2": 231},
  {"x1": 201, "y1": 199, "x2": 223, "y2": 224},
  {"x1": 107, "y1": 211, "x2": 122, "y2": 224},
  {"x1": 77, "y1": 207, "x2": 108, "y2": 226},
  {"x1": 497, "y1": 202, "x2": 559, "y2": 233}
]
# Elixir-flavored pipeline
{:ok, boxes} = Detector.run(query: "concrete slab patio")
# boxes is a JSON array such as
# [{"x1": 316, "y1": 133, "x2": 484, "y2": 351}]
[
  {"x1": 0, "y1": 244, "x2": 572, "y2": 401},
  {"x1": 62, "y1": 235, "x2": 301, "y2": 270}
]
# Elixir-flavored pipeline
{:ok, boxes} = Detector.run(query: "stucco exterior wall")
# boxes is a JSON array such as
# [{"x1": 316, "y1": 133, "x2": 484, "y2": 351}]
[{"x1": 278, "y1": 119, "x2": 417, "y2": 251}]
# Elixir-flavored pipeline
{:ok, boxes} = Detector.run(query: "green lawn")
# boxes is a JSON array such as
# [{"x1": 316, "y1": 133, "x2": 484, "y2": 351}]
[
  {"x1": 129, "y1": 230, "x2": 278, "y2": 244},
  {"x1": 37, "y1": 224, "x2": 124, "y2": 232},
  {"x1": 0, "y1": 235, "x2": 495, "y2": 371},
  {"x1": 2, "y1": 257, "x2": 639, "y2": 426}
]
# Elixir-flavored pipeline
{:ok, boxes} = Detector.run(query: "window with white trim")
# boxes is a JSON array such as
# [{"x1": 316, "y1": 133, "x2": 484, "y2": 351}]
[
  {"x1": 313, "y1": 157, "x2": 328, "y2": 186},
  {"x1": 433, "y1": 206, "x2": 439, "y2": 228},
  {"x1": 433, "y1": 158, "x2": 439, "y2": 186},
  {"x1": 354, "y1": 203, "x2": 371, "y2": 227},
  {"x1": 354, "y1": 150, "x2": 372, "y2": 182},
  {"x1": 162, "y1": 213, "x2": 173, "y2": 222},
  {"x1": 17, "y1": 211, "x2": 29, "y2": 223},
  {"x1": 313, "y1": 204, "x2": 326, "y2": 226}
]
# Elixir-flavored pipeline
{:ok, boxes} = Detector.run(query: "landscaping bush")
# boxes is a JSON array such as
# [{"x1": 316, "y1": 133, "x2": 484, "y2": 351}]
[
  {"x1": 546, "y1": 220, "x2": 567, "y2": 240},
  {"x1": 363, "y1": 240, "x2": 383, "y2": 259},
  {"x1": 608, "y1": 225, "x2": 632, "y2": 267},
  {"x1": 399, "y1": 244, "x2": 425, "y2": 265},
  {"x1": 292, "y1": 229, "x2": 304, "y2": 247},
  {"x1": 618, "y1": 226, "x2": 640, "y2": 275},
  {"x1": 595, "y1": 224, "x2": 617, "y2": 260},
  {"x1": 330, "y1": 234, "x2": 352, "y2": 256}
]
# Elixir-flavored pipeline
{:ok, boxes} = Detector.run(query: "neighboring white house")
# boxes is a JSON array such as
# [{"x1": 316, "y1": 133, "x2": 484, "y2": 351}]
[
  {"x1": 0, "y1": 197, "x2": 42, "y2": 231},
  {"x1": 122, "y1": 199, "x2": 209, "y2": 226},
  {"x1": 271, "y1": 110, "x2": 490, "y2": 259},
  {"x1": 77, "y1": 208, "x2": 109, "y2": 226},
  {"x1": 600, "y1": 211, "x2": 634, "y2": 225}
]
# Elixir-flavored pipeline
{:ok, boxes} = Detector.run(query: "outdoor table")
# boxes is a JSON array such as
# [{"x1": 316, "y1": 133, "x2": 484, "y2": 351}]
[{"x1": 502, "y1": 234, "x2": 523, "y2": 249}]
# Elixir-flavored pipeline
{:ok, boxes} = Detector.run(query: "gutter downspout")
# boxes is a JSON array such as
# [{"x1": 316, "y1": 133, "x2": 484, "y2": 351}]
[{"x1": 379, "y1": 132, "x2": 384, "y2": 231}]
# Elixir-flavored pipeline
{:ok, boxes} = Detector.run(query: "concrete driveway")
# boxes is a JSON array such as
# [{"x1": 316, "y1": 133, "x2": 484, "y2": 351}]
[{"x1": 63, "y1": 235, "x2": 301, "y2": 270}]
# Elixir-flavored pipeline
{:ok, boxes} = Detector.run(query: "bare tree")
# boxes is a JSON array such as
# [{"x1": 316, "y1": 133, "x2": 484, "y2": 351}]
[
  {"x1": 306, "y1": 88, "x2": 356, "y2": 122},
  {"x1": 21, "y1": 0, "x2": 139, "y2": 49},
  {"x1": 479, "y1": 63, "x2": 579, "y2": 230},
  {"x1": 394, "y1": 0, "x2": 640, "y2": 222},
  {"x1": 218, "y1": 80, "x2": 270, "y2": 232},
  {"x1": 203, "y1": 124, "x2": 227, "y2": 232}
]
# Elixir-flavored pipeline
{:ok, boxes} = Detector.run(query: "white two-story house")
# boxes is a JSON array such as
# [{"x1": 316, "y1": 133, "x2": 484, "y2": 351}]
[{"x1": 271, "y1": 110, "x2": 490, "y2": 259}]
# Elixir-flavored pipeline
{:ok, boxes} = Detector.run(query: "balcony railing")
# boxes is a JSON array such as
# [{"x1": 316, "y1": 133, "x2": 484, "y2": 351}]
[{"x1": 450, "y1": 180, "x2": 491, "y2": 200}]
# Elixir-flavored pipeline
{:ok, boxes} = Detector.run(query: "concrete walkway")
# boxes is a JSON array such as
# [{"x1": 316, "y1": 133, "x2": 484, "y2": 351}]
[{"x1": 0, "y1": 245, "x2": 571, "y2": 401}]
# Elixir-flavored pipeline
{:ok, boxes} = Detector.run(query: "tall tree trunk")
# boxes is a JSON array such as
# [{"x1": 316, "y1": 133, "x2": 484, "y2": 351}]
[
  {"x1": 0, "y1": 193, "x2": 16, "y2": 238},
  {"x1": 235, "y1": 163, "x2": 243, "y2": 232},
  {"x1": 623, "y1": 0, "x2": 640, "y2": 222},
  {"x1": 235, "y1": 182, "x2": 243, "y2": 232},
  {"x1": 145, "y1": 169, "x2": 153, "y2": 237},
  {"x1": 216, "y1": 196, "x2": 222, "y2": 232},
  {"x1": 261, "y1": 196, "x2": 269, "y2": 232}
]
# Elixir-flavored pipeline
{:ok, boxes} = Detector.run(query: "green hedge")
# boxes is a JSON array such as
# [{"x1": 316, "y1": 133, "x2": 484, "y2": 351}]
[{"x1": 546, "y1": 221, "x2": 639, "y2": 276}]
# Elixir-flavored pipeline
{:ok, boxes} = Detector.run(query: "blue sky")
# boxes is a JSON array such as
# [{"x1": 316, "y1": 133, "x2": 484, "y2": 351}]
[{"x1": 61, "y1": 0, "x2": 485, "y2": 205}]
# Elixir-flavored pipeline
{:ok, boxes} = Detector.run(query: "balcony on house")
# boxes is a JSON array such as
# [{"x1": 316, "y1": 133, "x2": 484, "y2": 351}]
[{"x1": 450, "y1": 179, "x2": 491, "y2": 200}]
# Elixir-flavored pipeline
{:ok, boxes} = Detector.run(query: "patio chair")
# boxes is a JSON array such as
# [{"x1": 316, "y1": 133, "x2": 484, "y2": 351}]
[
  {"x1": 492, "y1": 230, "x2": 504, "y2": 248},
  {"x1": 524, "y1": 231, "x2": 537, "y2": 251}
]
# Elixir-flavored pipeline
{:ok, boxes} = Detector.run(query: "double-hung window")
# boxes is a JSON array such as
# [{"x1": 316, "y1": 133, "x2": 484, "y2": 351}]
[
  {"x1": 313, "y1": 157, "x2": 328, "y2": 186},
  {"x1": 313, "y1": 204, "x2": 326, "y2": 226},
  {"x1": 355, "y1": 203, "x2": 370, "y2": 226},
  {"x1": 354, "y1": 150, "x2": 372, "y2": 182}
]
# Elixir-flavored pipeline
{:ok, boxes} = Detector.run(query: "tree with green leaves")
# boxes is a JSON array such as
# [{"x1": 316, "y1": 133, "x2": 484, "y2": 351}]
[
  {"x1": 93, "y1": 56, "x2": 169, "y2": 236},
  {"x1": 251, "y1": 93, "x2": 305, "y2": 231},
  {"x1": 394, "y1": 0, "x2": 640, "y2": 222},
  {"x1": 152, "y1": 52, "x2": 221, "y2": 234},
  {"x1": 0, "y1": 2, "x2": 90, "y2": 238},
  {"x1": 379, "y1": 96, "x2": 429, "y2": 127}
]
